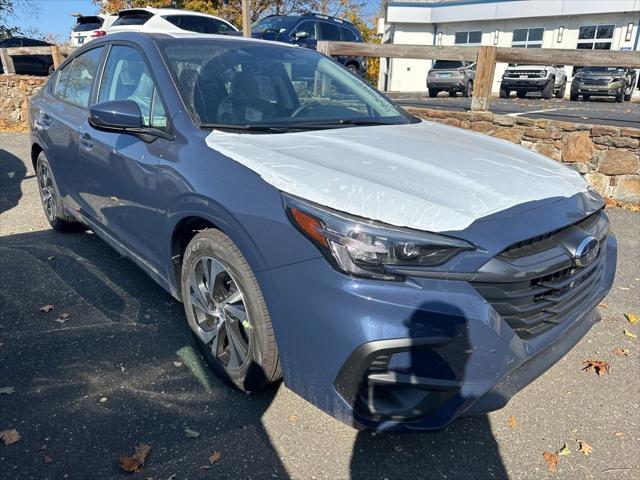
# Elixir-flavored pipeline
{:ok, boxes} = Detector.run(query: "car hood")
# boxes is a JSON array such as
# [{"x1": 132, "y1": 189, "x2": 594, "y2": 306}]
[{"x1": 205, "y1": 121, "x2": 588, "y2": 232}]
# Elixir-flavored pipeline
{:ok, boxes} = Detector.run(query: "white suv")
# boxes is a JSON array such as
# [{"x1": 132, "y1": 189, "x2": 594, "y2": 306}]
[
  {"x1": 500, "y1": 65, "x2": 567, "y2": 99},
  {"x1": 70, "y1": 14, "x2": 118, "y2": 46},
  {"x1": 106, "y1": 7, "x2": 238, "y2": 36}
]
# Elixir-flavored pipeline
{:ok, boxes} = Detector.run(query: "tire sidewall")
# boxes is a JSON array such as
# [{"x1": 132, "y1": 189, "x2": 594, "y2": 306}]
[
  {"x1": 36, "y1": 152, "x2": 70, "y2": 229},
  {"x1": 180, "y1": 231, "x2": 271, "y2": 392}
]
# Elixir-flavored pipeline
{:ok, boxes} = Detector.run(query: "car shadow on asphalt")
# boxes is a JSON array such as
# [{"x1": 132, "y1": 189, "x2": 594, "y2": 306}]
[
  {"x1": 349, "y1": 302, "x2": 508, "y2": 479},
  {"x1": 0, "y1": 228, "x2": 289, "y2": 479},
  {"x1": 0, "y1": 147, "x2": 28, "y2": 216},
  {"x1": 0, "y1": 228, "x2": 508, "y2": 479}
]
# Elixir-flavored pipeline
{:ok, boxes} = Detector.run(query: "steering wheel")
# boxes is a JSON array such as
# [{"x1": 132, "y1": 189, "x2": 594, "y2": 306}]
[{"x1": 291, "y1": 102, "x2": 322, "y2": 118}]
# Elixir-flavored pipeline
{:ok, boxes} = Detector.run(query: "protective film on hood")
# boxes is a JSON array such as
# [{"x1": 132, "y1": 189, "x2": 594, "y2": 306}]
[{"x1": 205, "y1": 121, "x2": 589, "y2": 232}]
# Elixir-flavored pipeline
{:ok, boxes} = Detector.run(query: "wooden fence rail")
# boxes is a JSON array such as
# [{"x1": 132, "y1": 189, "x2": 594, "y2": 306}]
[
  {"x1": 317, "y1": 41, "x2": 640, "y2": 111},
  {"x1": 0, "y1": 45, "x2": 75, "y2": 76}
]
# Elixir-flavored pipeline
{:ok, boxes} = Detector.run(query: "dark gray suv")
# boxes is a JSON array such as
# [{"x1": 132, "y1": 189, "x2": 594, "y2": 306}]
[{"x1": 427, "y1": 60, "x2": 475, "y2": 97}]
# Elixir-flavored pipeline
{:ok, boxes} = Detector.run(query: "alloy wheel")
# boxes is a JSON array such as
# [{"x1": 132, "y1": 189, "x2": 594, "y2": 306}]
[
  {"x1": 37, "y1": 161, "x2": 58, "y2": 222},
  {"x1": 186, "y1": 256, "x2": 251, "y2": 370}
]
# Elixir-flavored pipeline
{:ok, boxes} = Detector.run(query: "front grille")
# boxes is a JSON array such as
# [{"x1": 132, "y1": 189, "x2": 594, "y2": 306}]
[
  {"x1": 472, "y1": 210, "x2": 608, "y2": 340},
  {"x1": 581, "y1": 77, "x2": 611, "y2": 85},
  {"x1": 506, "y1": 70, "x2": 543, "y2": 78}
]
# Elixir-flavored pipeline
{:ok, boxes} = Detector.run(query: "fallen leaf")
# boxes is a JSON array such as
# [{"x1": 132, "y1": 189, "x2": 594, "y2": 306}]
[
  {"x1": 618, "y1": 287, "x2": 630, "y2": 291},
  {"x1": 624, "y1": 330, "x2": 637, "y2": 339},
  {"x1": 558, "y1": 443, "x2": 570, "y2": 456},
  {"x1": 208, "y1": 451, "x2": 221, "y2": 465},
  {"x1": 507, "y1": 415, "x2": 516, "y2": 429},
  {"x1": 173, "y1": 361, "x2": 183, "y2": 367},
  {"x1": 184, "y1": 426, "x2": 200, "y2": 438},
  {"x1": 39, "y1": 305, "x2": 54, "y2": 312},
  {"x1": 44, "y1": 455, "x2": 53, "y2": 464},
  {"x1": 543, "y1": 451, "x2": 559, "y2": 473},
  {"x1": 119, "y1": 442, "x2": 151, "y2": 472},
  {"x1": 579, "y1": 440, "x2": 593, "y2": 457},
  {"x1": 0, "y1": 386, "x2": 15, "y2": 395},
  {"x1": 582, "y1": 360, "x2": 610, "y2": 376},
  {"x1": 614, "y1": 431, "x2": 624, "y2": 438},
  {"x1": 99, "y1": 397, "x2": 107, "y2": 403},
  {"x1": 598, "y1": 302, "x2": 608, "y2": 309},
  {"x1": 110, "y1": 196, "x2": 119, "y2": 203},
  {"x1": 0, "y1": 429, "x2": 20, "y2": 446},
  {"x1": 55, "y1": 313, "x2": 70, "y2": 324},
  {"x1": 625, "y1": 313, "x2": 639, "y2": 325},
  {"x1": 289, "y1": 415, "x2": 299, "y2": 422},
  {"x1": 612, "y1": 348, "x2": 629, "y2": 357}
]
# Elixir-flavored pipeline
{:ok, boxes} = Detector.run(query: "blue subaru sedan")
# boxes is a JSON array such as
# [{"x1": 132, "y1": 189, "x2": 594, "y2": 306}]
[{"x1": 29, "y1": 32, "x2": 616, "y2": 431}]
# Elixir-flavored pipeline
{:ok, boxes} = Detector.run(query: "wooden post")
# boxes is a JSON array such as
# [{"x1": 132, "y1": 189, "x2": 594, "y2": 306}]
[
  {"x1": 50, "y1": 45, "x2": 64, "y2": 71},
  {"x1": 242, "y1": 0, "x2": 251, "y2": 38},
  {"x1": 470, "y1": 46, "x2": 497, "y2": 111},
  {"x1": 0, "y1": 48, "x2": 16, "y2": 75}
]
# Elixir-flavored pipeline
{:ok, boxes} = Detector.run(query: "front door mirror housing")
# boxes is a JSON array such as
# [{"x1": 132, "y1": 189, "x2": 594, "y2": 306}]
[{"x1": 88, "y1": 100, "x2": 170, "y2": 142}]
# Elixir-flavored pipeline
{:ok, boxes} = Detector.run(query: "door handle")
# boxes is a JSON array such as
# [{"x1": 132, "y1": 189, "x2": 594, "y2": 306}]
[{"x1": 80, "y1": 132, "x2": 93, "y2": 150}]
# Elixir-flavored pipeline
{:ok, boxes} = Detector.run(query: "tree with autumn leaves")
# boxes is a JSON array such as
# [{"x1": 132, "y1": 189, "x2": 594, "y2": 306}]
[{"x1": 95, "y1": 0, "x2": 380, "y2": 82}]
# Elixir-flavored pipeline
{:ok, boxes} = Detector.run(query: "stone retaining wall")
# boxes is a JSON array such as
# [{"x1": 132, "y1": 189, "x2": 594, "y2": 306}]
[
  {"x1": 406, "y1": 107, "x2": 640, "y2": 205},
  {"x1": 0, "y1": 75, "x2": 47, "y2": 127}
]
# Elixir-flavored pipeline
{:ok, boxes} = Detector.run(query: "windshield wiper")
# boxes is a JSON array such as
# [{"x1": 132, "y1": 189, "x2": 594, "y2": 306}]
[
  {"x1": 200, "y1": 123, "x2": 293, "y2": 133},
  {"x1": 286, "y1": 119, "x2": 401, "y2": 129}
]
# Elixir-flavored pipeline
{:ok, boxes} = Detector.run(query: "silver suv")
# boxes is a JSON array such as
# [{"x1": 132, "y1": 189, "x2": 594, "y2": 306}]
[{"x1": 427, "y1": 60, "x2": 476, "y2": 98}]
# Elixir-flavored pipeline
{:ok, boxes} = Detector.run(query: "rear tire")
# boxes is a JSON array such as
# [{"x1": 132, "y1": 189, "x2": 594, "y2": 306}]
[
  {"x1": 428, "y1": 88, "x2": 439, "y2": 98},
  {"x1": 181, "y1": 229, "x2": 281, "y2": 392},
  {"x1": 462, "y1": 80, "x2": 472, "y2": 98},
  {"x1": 36, "y1": 152, "x2": 79, "y2": 232},
  {"x1": 346, "y1": 63, "x2": 359, "y2": 75}
]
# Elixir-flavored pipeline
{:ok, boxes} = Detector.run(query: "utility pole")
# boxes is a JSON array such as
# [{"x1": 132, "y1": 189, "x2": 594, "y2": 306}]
[{"x1": 242, "y1": 0, "x2": 251, "y2": 38}]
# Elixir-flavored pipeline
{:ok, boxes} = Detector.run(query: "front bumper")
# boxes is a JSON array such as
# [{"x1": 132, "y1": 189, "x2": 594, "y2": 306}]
[
  {"x1": 256, "y1": 230, "x2": 617, "y2": 432},
  {"x1": 501, "y1": 77, "x2": 549, "y2": 91},
  {"x1": 572, "y1": 81, "x2": 623, "y2": 97}
]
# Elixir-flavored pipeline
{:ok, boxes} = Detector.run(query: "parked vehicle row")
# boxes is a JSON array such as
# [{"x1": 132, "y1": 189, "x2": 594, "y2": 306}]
[{"x1": 30, "y1": 31, "x2": 616, "y2": 432}]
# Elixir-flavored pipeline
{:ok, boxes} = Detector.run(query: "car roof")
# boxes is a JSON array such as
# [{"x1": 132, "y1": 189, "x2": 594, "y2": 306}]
[
  {"x1": 88, "y1": 31, "x2": 299, "y2": 49},
  {"x1": 118, "y1": 7, "x2": 231, "y2": 22},
  {"x1": 259, "y1": 13, "x2": 357, "y2": 29}
]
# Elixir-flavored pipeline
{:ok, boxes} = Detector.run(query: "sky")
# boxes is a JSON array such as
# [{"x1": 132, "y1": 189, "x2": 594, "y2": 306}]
[{"x1": 13, "y1": 0, "x2": 381, "y2": 42}]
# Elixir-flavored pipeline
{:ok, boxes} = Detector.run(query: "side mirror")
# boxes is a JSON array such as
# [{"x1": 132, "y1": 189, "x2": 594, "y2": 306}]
[
  {"x1": 294, "y1": 31, "x2": 309, "y2": 41},
  {"x1": 89, "y1": 100, "x2": 170, "y2": 142},
  {"x1": 89, "y1": 100, "x2": 143, "y2": 131}
]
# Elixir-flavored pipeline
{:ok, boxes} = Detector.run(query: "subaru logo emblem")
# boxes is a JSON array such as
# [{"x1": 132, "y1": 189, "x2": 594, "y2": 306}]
[{"x1": 574, "y1": 236, "x2": 599, "y2": 267}]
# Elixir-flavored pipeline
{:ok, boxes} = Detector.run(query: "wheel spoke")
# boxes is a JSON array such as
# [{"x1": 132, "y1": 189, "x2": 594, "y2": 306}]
[
  {"x1": 189, "y1": 270, "x2": 209, "y2": 314},
  {"x1": 207, "y1": 259, "x2": 226, "y2": 296},
  {"x1": 224, "y1": 319, "x2": 248, "y2": 369},
  {"x1": 224, "y1": 303, "x2": 248, "y2": 325},
  {"x1": 221, "y1": 289, "x2": 242, "y2": 306}
]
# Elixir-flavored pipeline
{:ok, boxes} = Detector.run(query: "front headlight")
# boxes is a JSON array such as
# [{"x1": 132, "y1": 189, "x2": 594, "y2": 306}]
[{"x1": 284, "y1": 195, "x2": 475, "y2": 280}]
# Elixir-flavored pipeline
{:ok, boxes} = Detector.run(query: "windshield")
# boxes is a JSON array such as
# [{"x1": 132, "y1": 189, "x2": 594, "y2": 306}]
[
  {"x1": 251, "y1": 16, "x2": 298, "y2": 36},
  {"x1": 580, "y1": 66, "x2": 625, "y2": 73},
  {"x1": 160, "y1": 39, "x2": 413, "y2": 131},
  {"x1": 432, "y1": 60, "x2": 464, "y2": 70}
]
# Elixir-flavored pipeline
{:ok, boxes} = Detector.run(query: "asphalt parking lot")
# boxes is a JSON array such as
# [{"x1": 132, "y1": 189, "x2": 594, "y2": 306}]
[
  {"x1": 1, "y1": 132, "x2": 639, "y2": 479},
  {"x1": 387, "y1": 93, "x2": 640, "y2": 128}
]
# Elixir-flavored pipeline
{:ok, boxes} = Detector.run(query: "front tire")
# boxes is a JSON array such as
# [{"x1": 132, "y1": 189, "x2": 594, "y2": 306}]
[
  {"x1": 428, "y1": 88, "x2": 439, "y2": 98},
  {"x1": 555, "y1": 80, "x2": 566, "y2": 99},
  {"x1": 570, "y1": 91, "x2": 579, "y2": 101},
  {"x1": 541, "y1": 78, "x2": 554, "y2": 99},
  {"x1": 499, "y1": 86, "x2": 509, "y2": 98},
  {"x1": 516, "y1": 90, "x2": 526, "y2": 99},
  {"x1": 36, "y1": 152, "x2": 78, "y2": 232},
  {"x1": 181, "y1": 229, "x2": 281, "y2": 392}
]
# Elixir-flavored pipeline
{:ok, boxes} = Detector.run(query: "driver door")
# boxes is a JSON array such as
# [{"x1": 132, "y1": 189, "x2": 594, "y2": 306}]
[{"x1": 80, "y1": 44, "x2": 171, "y2": 266}]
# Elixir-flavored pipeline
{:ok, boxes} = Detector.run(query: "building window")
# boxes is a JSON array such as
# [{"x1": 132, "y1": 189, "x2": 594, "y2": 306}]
[
  {"x1": 455, "y1": 31, "x2": 482, "y2": 46},
  {"x1": 512, "y1": 28, "x2": 544, "y2": 48},
  {"x1": 577, "y1": 24, "x2": 614, "y2": 50}
]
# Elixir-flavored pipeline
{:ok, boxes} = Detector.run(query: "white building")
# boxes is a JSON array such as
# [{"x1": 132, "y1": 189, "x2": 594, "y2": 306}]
[{"x1": 378, "y1": 0, "x2": 640, "y2": 92}]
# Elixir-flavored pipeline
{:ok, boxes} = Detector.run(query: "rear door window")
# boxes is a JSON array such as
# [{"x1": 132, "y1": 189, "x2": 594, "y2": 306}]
[
  {"x1": 318, "y1": 22, "x2": 341, "y2": 41},
  {"x1": 97, "y1": 45, "x2": 168, "y2": 130},
  {"x1": 341, "y1": 27, "x2": 357, "y2": 42},
  {"x1": 57, "y1": 47, "x2": 103, "y2": 108}
]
